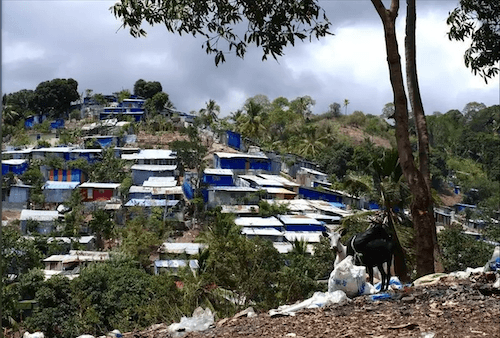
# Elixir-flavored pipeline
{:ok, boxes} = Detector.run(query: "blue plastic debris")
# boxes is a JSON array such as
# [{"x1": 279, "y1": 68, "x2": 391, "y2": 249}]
[
  {"x1": 374, "y1": 276, "x2": 403, "y2": 292},
  {"x1": 370, "y1": 293, "x2": 392, "y2": 301}
]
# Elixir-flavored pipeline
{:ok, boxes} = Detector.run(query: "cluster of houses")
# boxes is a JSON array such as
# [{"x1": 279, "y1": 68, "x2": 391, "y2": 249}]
[{"x1": 2, "y1": 95, "x2": 484, "y2": 279}]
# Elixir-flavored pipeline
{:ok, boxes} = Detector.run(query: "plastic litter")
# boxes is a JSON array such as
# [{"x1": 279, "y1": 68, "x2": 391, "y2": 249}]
[
  {"x1": 421, "y1": 332, "x2": 435, "y2": 338},
  {"x1": 76, "y1": 335, "x2": 95, "y2": 338},
  {"x1": 449, "y1": 267, "x2": 484, "y2": 279},
  {"x1": 23, "y1": 333, "x2": 44, "y2": 338},
  {"x1": 328, "y1": 256, "x2": 377, "y2": 297},
  {"x1": 484, "y1": 246, "x2": 500, "y2": 272},
  {"x1": 374, "y1": 276, "x2": 403, "y2": 292},
  {"x1": 107, "y1": 330, "x2": 122, "y2": 338},
  {"x1": 168, "y1": 307, "x2": 214, "y2": 334},
  {"x1": 269, "y1": 290, "x2": 350, "y2": 317},
  {"x1": 369, "y1": 293, "x2": 392, "y2": 301}
]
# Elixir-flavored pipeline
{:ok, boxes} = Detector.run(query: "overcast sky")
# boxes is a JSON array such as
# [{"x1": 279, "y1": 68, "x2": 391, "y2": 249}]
[{"x1": 2, "y1": 0, "x2": 499, "y2": 117}]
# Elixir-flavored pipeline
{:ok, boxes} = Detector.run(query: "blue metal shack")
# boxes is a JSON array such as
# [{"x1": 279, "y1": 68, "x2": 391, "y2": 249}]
[
  {"x1": 42, "y1": 181, "x2": 80, "y2": 203},
  {"x1": 278, "y1": 215, "x2": 326, "y2": 232},
  {"x1": 213, "y1": 152, "x2": 272, "y2": 173},
  {"x1": 298, "y1": 186, "x2": 343, "y2": 203},
  {"x1": 226, "y1": 130, "x2": 242, "y2": 150},
  {"x1": 203, "y1": 169, "x2": 234, "y2": 186},
  {"x1": 2, "y1": 159, "x2": 29, "y2": 175}
]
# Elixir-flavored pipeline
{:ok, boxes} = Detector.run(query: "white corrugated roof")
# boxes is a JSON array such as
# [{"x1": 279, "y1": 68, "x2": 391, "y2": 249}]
[
  {"x1": 208, "y1": 186, "x2": 257, "y2": 192},
  {"x1": 20, "y1": 209, "x2": 61, "y2": 221},
  {"x1": 299, "y1": 167, "x2": 327, "y2": 176},
  {"x1": 262, "y1": 187, "x2": 296, "y2": 195},
  {"x1": 239, "y1": 175, "x2": 283, "y2": 187},
  {"x1": 154, "y1": 260, "x2": 199, "y2": 269},
  {"x1": 278, "y1": 215, "x2": 323, "y2": 225},
  {"x1": 204, "y1": 168, "x2": 234, "y2": 175},
  {"x1": 122, "y1": 149, "x2": 175, "y2": 160},
  {"x1": 234, "y1": 216, "x2": 283, "y2": 227},
  {"x1": 131, "y1": 164, "x2": 177, "y2": 171},
  {"x1": 2, "y1": 159, "x2": 28, "y2": 165},
  {"x1": 220, "y1": 205, "x2": 259, "y2": 214},
  {"x1": 143, "y1": 176, "x2": 177, "y2": 187},
  {"x1": 32, "y1": 146, "x2": 74, "y2": 153},
  {"x1": 284, "y1": 231, "x2": 322, "y2": 243},
  {"x1": 215, "y1": 152, "x2": 268, "y2": 159},
  {"x1": 241, "y1": 227, "x2": 283, "y2": 236},
  {"x1": 265, "y1": 199, "x2": 315, "y2": 212},
  {"x1": 159, "y1": 242, "x2": 207, "y2": 255},
  {"x1": 258, "y1": 174, "x2": 300, "y2": 187},
  {"x1": 79, "y1": 182, "x2": 121, "y2": 189}
]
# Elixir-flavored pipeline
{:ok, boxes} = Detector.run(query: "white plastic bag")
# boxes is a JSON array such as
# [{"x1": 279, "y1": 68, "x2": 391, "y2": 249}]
[
  {"x1": 268, "y1": 290, "x2": 350, "y2": 317},
  {"x1": 328, "y1": 256, "x2": 376, "y2": 297},
  {"x1": 168, "y1": 307, "x2": 214, "y2": 333},
  {"x1": 23, "y1": 333, "x2": 44, "y2": 338}
]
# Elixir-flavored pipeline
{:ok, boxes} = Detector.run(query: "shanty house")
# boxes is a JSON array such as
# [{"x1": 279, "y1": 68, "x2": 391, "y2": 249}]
[
  {"x1": 2, "y1": 159, "x2": 29, "y2": 175},
  {"x1": 42, "y1": 181, "x2": 80, "y2": 204},
  {"x1": 79, "y1": 182, "x2": 121, "y2": 202},
  {"x1": 213, "y1": 151, "x2": 272, "y2": 174},
  {"x1": 203, "y1": 169, "x2": 234, "y2": 186},
  {"x1": 20, "y1": 209, "x2": 64, "y2": 235}
]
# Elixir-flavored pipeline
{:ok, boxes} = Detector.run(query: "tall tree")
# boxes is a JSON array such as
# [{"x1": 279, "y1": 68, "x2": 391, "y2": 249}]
[
  {"x1": 371, "y1": 0, "x2": 437, "y2": 275},
  {"x1": 34, "y1": 78, "x2": 79, "y2": 118},
  {"x1": 112, "y1": 0, "x2": 439, "y2": 276},
  {"x1": 133, "y1": 79, "x2": 163, "y2": 99},
  {"x1": 447, "y1": 0, "x2": 500, "y2": 82}
]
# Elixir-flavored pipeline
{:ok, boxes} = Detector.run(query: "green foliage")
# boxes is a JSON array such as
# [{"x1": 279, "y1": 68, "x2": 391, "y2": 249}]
[
  {"x1": 113, "y1": 0, "x2": 331, "y2": 65},
  {"x1": 43, "y1": 154, "x2": 65, "y2": 169},
  {"x1": 19, "y1": 268, "x2": 45, "y2": 300},
  {"x1": 57, "y1": 128, "x2": 80, "y2": 145},
  {"x1": 447, "y1": 0, "x2": 500, "y2": 81},
  {"x1": 133, "y1": 79, "x2": 163, "y2": 99},
  {"x1": 257, "y1": 200, "x2": 289, "y2": 217},
  {"x1": 90, "y1": 148, "x2": 127, "y2": 183},
  {"x1": 33, "y1": 78, "x2": 79, "y2": 118},
  {"x1": 24, "y1": 275, "x2": 78, "y2": 338},
  {"x1": 438, "y1": 224, "x2": 494, "y2": 272}
]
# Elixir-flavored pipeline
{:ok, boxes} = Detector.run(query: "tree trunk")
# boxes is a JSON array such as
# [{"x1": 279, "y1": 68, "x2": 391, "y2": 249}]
[
  {"x1": 405, "y1": 0, "x2": 443, "y2": 273},
  {"x1": 371, "y1": 0, "x2": 435, "y2": 277}
]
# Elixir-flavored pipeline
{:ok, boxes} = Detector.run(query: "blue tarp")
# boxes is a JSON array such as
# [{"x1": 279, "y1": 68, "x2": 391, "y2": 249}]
[{"x1": 183, "y1": 181, "x2": 195, "y2": 200}]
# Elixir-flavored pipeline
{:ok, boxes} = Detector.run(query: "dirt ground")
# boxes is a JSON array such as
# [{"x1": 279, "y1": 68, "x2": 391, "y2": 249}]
[{"x1": 125, "y1": 273, "x2": 500, "y2": 338}]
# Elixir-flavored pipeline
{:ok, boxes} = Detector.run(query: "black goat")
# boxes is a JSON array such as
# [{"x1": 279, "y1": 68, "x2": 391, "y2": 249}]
[{"x1": 329, "y1": 223, "x2": 394, "y2": 291}]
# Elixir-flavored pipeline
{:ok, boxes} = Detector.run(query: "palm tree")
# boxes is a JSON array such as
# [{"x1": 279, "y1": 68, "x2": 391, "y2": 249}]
[
  {"x1": 237, "y1": 100, "x2": 266, "y2": 141},
  {"x1": 199, "y1": 99, "x2": 220, "y2": 125},
  {"x1": 296, "y1": 124, "x2": 327, "y2": 159},
  {"x1": 343, "y1": 99, "x2": 350, "y2": 115}
]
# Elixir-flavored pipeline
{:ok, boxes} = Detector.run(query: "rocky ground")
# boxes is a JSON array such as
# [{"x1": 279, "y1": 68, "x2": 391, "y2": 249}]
[{"x1": 124, "y1": 273, "x2": 500, "y2": 338}]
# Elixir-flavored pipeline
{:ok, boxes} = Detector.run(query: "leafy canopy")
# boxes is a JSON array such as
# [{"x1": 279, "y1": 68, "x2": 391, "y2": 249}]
[{"x1": 112, "y1": 0, "x2": 331, "y2": 65}]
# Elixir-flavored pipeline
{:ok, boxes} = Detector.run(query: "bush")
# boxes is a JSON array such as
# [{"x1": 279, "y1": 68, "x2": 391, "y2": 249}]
[{"x1": 438, "y1": 224, "x2": 494, "y2": 272}]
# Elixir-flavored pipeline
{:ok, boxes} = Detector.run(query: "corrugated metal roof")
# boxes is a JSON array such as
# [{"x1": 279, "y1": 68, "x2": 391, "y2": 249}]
[
  {"x1": 215, "y1": 152, "x2": 268, "y2": 159},
  {"x1": 2, "y1": 159, "x2": 28, "y2": 165},
  {"x1": 125, "y1": 199, "x2": 179, "y2": 207},
  {"x1": 78, "y1": 182, "x2": 120, "y2": 189},
  {"x1": 20, "y1": 209, "x2": 61, "y2": 221},
  {"x1": 298, "y1": 167, "x2": 327, "y2": 176},
  {"x1": 159, "y1": 243, "x2": 207, "y2": 255},
  {"x1": 258, "y1": 174, "x2": 300, "y2": 187},
  {"x1": 122, "y1": 149, "x2": 175, "y2": 160},
  {"x1": 241, "y1": 227, "x2": 283, "y2": 236},
  {"x1": 234, "y1": 216, "x2": 283, "y2": 227},
  {"x1": 278, "y1": 215, "x2": 323, "y2": 225},
  {"x1": 239, "y1": 175, "x2": 283, "y2": 187},
  {"x1": 208, "y1": 186, "x2": 257, "y2": 192},
  {"x1": 303, "y1": 213, "x2": 341, "y2": 222},
  {"x1": 262, "y1": 187, "x2": 297, "y2": 195},
  {"x1": 43, "y1": 181, "x2": 80, "y2": 190},
  {"x1": 131, "y1": 164, "x2": 177, "y2": 171},
  {"x1": 204, "y1": 168, "x2": 234, "y2": 175},
  {"x1": 33, "y1": 146, "x2": 74, "y2": 153},
  {"x1": 265, "y1": 199, "x2": 315, "y2": 212},
  {"x1": 284, "y1": 231, "x2": 322, "y2": 243},
  {"x1": 143, "y1": 176, "x2": 177, "y2": 187},
  {"x1": 44, "y1": 250, "x2": 109, "y2": 263},
  {"x1": 308, "y1": 200, "x2": 353, "y2": 217},
  {"x1": 70, "y1": 149, "x2": 102, "y2": 153},
  {"x1": 220, "y1": 205, "x2": 259, "y2": 214},
  {"x1": 154, "y1": 260, "x2": 199, "y2": 269}
]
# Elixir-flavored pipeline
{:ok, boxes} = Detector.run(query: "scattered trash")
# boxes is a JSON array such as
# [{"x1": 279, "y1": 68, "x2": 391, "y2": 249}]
[
  {"x1": 369, "y1": 293, "x2": 392, "y2": 301},
  {"x1": 328, "y1": 256, "x2": 377, "y2": 297},
  {"x1": 484, "y1": 246, "x2": 500, "y2": 272},
  {"x1": 421, "y1": 332, "x2": 435, "y2": 338},
  {"x1": 23, "y1": 333, "x2": 44, "y2": 338},
  {"x1": 233, "y1": 307, "x2": 257, "y2": 319},
  {"x1": 107, "y1": 329, "x2": 122, "y2": 338},
  {"x1": 269, "y1": 290, "x2": 350, "y2": 317},
  {"x1": 374, "y1": 276, "x2": 403, "y2": 291},
  {"x1": 449, "y1": 267, "x2": 484, "y2": 279},
  {"x1": 168, "y1": 307, "x2": 214, "y2": 334},
  {"x1": 76, "y1": 335, "x2": 95, "y2": 338},
  {"x1": 413, "y1": 273, "x2": 448, "y2": 286}
]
